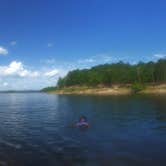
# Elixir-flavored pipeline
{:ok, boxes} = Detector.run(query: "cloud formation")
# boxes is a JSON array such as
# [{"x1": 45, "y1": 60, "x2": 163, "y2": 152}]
[
  {"x1": 0, "y1": 61, "x2": 64, "y2": 90},
  {"x1": 0, "y1": 46, "x2": 8, "y2": 55},
  {"x1": 153, "y1": 54, "x2": 166, "y2": 59},
  {"x1": 77, "y1": 54, "x2": 112, "y2": 66},
  {"x1": 78, "y1": 58, "x2": 96, "y2": 64},
  {"x1": 0, "y1": 61, "x2": 39, "y2": 78},
  {"x1": 44, "y1": 69, "x2": 59, "y2": 77}
]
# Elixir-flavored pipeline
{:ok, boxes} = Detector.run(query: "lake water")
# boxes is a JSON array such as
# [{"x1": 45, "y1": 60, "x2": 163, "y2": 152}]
[{"x1": 0, "y1": 93, "x2": 165, "y2": 166}]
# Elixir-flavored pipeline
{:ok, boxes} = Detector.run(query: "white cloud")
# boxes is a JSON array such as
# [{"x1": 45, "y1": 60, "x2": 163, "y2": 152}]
[
  {"x1": 44, "y1": 69, "x2": 59, "y2": 77},
  {"x1": 153, "y1": 54, "x2": 166, "y2": 59},
  {"x1": 78, "y1": 54, "x2": 112, "y2": 65},
  {"x1": 10, "y1": 41, "x2": 17, "y2": 46},
  {"x1": 101, "y1": 55, "x2": 112, "y2": 62},
  {"x1": 0, "y1": 46, "x2": 8, "y2": 55},
  {"x1": 0, "y1": 61, "x2": 66, "y2": 90},
  {"x1": 78, "y1": 58, "x2": 96, "y2": 64},
  {"x1": 0, "y1": 61, "x2": 40, "y2": 78}
]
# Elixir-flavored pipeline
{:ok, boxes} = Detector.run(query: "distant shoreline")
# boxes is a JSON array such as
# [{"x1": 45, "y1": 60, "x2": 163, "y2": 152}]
[
  {"x1": 46, "y1": 84, "x2": 166, "y2": 96},
  {"x1": 0, "y1": 90, "x2": 40, "y2": 93}
]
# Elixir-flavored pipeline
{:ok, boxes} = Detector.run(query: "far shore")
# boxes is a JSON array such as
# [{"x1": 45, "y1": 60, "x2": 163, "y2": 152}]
[{"x1": 46, "y1": 84, "x2": 166, "y2": 96}]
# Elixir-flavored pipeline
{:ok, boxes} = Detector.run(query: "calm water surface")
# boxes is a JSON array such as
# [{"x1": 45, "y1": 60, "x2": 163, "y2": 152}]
[{"x1": 0, "y1": 93, "x2": 165, "y2": 166}]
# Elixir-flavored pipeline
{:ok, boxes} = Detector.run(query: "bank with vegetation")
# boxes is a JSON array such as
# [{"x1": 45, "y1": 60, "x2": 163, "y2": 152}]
[{"x1": 42, "y1": 59, "x2": 166, "y2": 95}]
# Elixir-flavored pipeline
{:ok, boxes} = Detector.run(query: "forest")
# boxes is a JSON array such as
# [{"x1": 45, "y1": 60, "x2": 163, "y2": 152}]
[
  {"x1": 57, "y1": 59, "x2": 166, "y2": 88},
  {"x1": 42, "y1": 59, "x2": 166, "y2": 91}
]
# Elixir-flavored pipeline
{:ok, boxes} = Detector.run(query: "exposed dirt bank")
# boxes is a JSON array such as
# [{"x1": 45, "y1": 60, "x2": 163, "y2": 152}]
[{"x1": 47, "y1": 84, "x2": 166, "y2": 95}]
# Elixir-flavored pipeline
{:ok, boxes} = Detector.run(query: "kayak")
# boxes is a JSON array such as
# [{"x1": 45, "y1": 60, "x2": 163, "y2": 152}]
[{"x1": 76, "y1": 121, "x2": 89, "y2": 128}]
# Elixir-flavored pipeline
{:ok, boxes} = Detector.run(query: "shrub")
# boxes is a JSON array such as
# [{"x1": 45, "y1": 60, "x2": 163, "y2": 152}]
[{"x1": 131, "y1": 83, "x2": 145, "y2": 93}]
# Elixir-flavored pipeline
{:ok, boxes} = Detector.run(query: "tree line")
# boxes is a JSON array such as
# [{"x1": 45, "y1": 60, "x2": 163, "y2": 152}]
[{"x1": 56, "y1": 59, "x2": 166, "y2": 88}]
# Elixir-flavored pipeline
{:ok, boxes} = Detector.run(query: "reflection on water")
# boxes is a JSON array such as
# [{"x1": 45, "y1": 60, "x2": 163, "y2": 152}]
[{"x1": 0, "y1": 93, "x2": 165, "y2": 165}]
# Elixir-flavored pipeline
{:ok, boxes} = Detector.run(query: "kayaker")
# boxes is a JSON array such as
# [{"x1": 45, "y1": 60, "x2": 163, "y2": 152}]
[{"x1": 76, "y1": 116, "x2": 89, "y2": 128}]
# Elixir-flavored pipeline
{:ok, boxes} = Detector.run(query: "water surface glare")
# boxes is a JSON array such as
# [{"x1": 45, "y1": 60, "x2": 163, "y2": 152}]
[{"x1": 0, "y1": 93, "x2": 165, "y2": 166}]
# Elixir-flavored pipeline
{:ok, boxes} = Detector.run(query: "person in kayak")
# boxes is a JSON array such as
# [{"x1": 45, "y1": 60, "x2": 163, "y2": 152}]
[{"x1": 76, "y1": 116, "x2": 89, "y2": 128}]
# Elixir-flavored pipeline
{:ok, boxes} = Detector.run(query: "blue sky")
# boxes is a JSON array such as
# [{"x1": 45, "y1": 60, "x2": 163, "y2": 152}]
[{"x1": 0, "y1": 0, "x2": 166, "y2": 90}]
